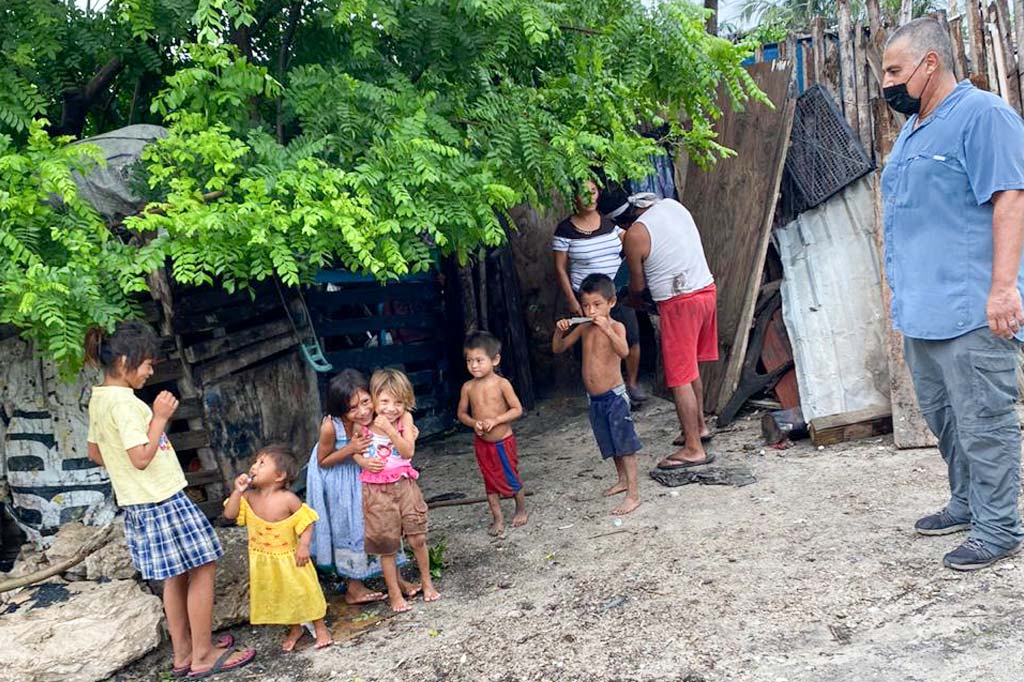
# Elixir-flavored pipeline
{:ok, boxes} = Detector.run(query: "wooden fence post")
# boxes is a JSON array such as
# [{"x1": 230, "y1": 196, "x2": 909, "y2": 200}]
[
  {"x1": 838, "y1": 0, "x2": 860, "y2": 135},
  {"x1": 1016, "y1": 0, "x2": 1024, "y2": 102},
  {"x1": 993, "y1": 0, "x2": 1022, "y2": 113},
  {"x1": 965, "y1": 0, "x2": 991, "y2": 88},
  {"x1": 899, "y1": 0, "x2": 914, "y2": 24},
  {"x1": 950, "y1": 16, "x2": 970, "y2": 80},
  {"x1": 984, "y1": 5, "x2": 1001, "y2": 92},
  {"x1": 856, "y1": 24, "x2": 873, "y2": 151},
  {"x1": 812, "y1": 17, "x2": 829, "y2": 95}
]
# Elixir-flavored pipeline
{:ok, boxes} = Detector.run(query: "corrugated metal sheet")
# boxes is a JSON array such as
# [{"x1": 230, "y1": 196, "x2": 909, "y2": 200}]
[{"x1": 775, "y1": 176, "x2": 891, "y2": 421}]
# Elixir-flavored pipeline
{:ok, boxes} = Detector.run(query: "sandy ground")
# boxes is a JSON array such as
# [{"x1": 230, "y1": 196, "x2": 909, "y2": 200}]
[{"x1": 117, "y1": 395, "x2": 1024, "y2": 682}]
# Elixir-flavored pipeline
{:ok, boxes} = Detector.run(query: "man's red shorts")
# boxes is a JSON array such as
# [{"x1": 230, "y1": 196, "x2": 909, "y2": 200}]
[{"x1": 657, "y1": 284, "x2": 719, "y2": 388}]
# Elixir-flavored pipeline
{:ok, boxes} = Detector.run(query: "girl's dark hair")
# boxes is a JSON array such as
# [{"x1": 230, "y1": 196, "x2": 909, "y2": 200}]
[
  {"x1": 84, "y1": 321, "x2": 159, "y2": 373},
  {"x1": 258, "y1": 444, "x2": 299, "y2": 488},
  {"x1": 325, "y1": 368, "x2": 369, "y2": 417}
]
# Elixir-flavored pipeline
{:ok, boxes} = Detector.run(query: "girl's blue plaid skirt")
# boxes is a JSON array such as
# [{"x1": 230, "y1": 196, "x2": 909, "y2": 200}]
[{"x1": 123, "y1": 490, "x2": 224, "y2": 580}]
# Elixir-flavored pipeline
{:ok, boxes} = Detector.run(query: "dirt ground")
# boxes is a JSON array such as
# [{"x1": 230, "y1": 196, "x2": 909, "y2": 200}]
[{"x1": 116, "y1": 395, "x2": 1024, "y2": 682}]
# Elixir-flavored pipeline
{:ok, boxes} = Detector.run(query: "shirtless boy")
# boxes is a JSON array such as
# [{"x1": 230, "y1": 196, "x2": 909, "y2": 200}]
[
  {"x1": 457, "y1": 331, "x2": 528, "y2": 535},
  {"x1": 553, "y1": 273, "x2": 644, "y2": 515}
]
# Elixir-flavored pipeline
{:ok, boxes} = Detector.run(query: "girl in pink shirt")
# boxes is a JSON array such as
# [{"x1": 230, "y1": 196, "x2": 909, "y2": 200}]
[{"x1": 357, "y1": 368, "x2": 440, "y2": 612}]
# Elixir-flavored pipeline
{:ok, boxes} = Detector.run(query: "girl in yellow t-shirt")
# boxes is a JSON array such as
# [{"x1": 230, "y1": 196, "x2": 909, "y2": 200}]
[
  {"x1": 224, "y1": 444, "x2": 332, "y2": 652},
  {"x1": 85, "y1": 321, "x2": 255, "y2": 678}
]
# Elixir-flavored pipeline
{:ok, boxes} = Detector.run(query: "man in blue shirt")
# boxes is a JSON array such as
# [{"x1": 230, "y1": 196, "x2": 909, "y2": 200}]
[{"x1": 882, "y1": 18, "x2": 1024, "y2": 570}]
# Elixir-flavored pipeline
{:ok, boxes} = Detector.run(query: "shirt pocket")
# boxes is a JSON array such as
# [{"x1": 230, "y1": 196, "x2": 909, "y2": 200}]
[{"x1": 903, "y1": 152, "x2": 970, "y2": 210}]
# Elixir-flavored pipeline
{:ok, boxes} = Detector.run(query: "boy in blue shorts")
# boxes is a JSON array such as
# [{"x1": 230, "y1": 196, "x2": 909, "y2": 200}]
[{"x1": 553, "y1": 273, "x2": 644, "y2": 514}]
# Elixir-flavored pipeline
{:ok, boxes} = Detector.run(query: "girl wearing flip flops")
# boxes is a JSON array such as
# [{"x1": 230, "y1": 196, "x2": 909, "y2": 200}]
[
  {"x1": 225, "y1": 444, "x2": 333, "y2": 653},
  {"x1": 84, "y1": 321, "x2": 255, "y2": 679}
]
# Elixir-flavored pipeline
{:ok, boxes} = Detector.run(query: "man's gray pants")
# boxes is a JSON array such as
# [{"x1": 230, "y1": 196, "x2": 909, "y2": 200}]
[{"x1": 904, "y1": 328, "x2": 1024, "y2": 551}]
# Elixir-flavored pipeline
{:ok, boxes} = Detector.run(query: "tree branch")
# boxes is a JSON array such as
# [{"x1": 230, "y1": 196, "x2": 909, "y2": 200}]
[
  {"x1": 559, "y1": 25, "x2": 601, "y2": 36},
  {"x1": 277, "y1": 2, "x2": 303, "y2": 143},
  {"x1": 48, "y1": 57, "x2": 125, "y2": 137}
]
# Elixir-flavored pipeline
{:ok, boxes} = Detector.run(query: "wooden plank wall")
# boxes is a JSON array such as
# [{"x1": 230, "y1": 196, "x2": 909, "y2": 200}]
[
  {"x1": 307, "y1": 273, "x2": 459, "y2": 438},
  {"x1": 682, "y1": 60, "x2": 797, "y2": 414}
]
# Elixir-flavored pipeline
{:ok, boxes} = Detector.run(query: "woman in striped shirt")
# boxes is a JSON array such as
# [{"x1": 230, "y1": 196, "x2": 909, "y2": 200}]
[{"x1": 552, "y1": 179, "x2": 646, "y2": 402}]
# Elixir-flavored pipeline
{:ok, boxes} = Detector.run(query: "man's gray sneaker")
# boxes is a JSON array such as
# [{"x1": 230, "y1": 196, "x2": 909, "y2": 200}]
[
  {"x1": 943, "y1": 537, "x2": 1023, "y2": 571},
  {"x1": 915, "y1": 509, "x2": 970, "y2": 536}
]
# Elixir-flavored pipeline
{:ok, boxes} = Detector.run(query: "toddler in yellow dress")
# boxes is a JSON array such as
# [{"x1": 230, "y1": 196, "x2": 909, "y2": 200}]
[{"x1": 224, "y1": 444, "x2": 332, "y2": 652}]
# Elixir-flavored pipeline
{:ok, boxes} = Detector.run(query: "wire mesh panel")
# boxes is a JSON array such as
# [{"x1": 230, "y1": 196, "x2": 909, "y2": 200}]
[{"x1": 782, "y1": 84, "x2": 874, "y2": 217}]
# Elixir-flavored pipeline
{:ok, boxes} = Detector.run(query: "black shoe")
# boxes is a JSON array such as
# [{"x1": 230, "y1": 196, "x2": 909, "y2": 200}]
[
  {"x1": 914, "y1": 509, "x2": 970, "y2": 536},
  {"x1": 943, "y1": 537, "x2": 1023, "y2": 571}
]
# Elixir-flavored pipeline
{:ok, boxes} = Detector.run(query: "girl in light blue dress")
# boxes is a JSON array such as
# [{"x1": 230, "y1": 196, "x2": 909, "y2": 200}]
[{"x1": 306, "y1": 369, "x2": 407, "y2": 604}]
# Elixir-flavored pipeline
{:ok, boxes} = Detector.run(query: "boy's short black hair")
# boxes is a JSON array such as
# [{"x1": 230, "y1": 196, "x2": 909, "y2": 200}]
[
  {"x1": 578, "y1": 273, "x2": 617, "y2": 301},
  {"x1": 326, "y1": 368, "x2": 369, "y2": 418},
  {"x1": 464, "y1": 330, "x2": 501, "y2": 359},
  {"x1": 258, "y1": 444, "x2": 299, "y2": 487}
]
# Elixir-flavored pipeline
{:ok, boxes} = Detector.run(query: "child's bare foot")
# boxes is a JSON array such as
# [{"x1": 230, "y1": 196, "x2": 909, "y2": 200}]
[
  {"x1": 389, "y1": 594, "x2": 412, "y2": 613},
  {"x1": 488, "y1": 520, "x2": 505, "y2": 536},
  {"x1": 398, "y1": 578, "x2": 421, "y2": 598},
  {"x1": 602, "y1": 481, "x2": 628, "y2": 497},
  {"x1": 511, "y1": 508, "x2": 529, "y2": 527},
  {"x1": 423, "y1": 585, "x2": 441, "y2": 602},
  {"x1": 612, "y1": 496, "x2": 641, "y2": 515},
  {"x1": 345, "y1": 582, "x2": 385, "y2": 605},
  {"x1": 313, "y1": 621, "x2": 334, "y2": 649},
  {"x1": 282, "y1": 624, "x2": 304, "y2": 652}
]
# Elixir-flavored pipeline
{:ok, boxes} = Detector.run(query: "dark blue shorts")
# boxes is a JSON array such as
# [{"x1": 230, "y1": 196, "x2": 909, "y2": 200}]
[{"x1": 588, "y1": 386, "x2": 643, "y2": 459}]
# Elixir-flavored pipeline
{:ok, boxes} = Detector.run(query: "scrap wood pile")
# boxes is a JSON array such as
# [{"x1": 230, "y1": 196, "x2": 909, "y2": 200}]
[{"x1": 691, "y1": 1, "x2": 1024, "y2": 450}]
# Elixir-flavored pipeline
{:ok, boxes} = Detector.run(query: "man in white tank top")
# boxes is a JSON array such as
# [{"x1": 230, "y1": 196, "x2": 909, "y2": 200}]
[{"x1": 599, "y1": 188, "x2": 718, "y2": 469}]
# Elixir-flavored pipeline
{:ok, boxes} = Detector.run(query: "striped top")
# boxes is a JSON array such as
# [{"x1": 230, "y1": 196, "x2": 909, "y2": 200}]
[{"x1": 551, "y1": 215, "x2": 624, "y2": 291}]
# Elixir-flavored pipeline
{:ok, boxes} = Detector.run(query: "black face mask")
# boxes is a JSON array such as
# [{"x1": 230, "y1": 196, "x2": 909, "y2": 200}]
[{"x1": 883, "y1": 58, "x2": 930, "y2": 115}]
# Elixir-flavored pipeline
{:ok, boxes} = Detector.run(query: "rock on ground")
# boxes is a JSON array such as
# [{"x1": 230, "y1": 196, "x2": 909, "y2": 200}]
[
  {"x1": 0, "y1": 580, "x2": 162, "y2": 682},
  {"x1": 212, "y1": 526, "x2": 249, "y2": 630}
]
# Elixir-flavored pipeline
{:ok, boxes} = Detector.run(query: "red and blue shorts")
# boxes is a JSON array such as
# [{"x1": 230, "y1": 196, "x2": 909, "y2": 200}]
[{"x1": 474, "y1": 434, "x2": 523, "y2": 497}]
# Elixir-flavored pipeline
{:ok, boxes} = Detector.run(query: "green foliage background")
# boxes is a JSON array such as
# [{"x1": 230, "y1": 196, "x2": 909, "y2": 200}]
[{"x1": 1, "y1": 0, "x2": 765, "y2": 374}]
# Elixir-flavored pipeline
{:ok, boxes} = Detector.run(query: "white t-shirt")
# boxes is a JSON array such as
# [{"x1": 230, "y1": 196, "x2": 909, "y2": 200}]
[{"x1": 635, "y1": 199, "x2": 713, "y2": 302}]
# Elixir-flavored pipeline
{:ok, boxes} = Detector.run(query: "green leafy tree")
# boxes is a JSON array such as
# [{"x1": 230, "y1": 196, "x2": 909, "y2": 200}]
[
  {"x1": 1, "y1": 0, "x2": 766, "y2": 374},
  {"x1": 736, "y1": 0, "x2": 943, "y2": 33}
]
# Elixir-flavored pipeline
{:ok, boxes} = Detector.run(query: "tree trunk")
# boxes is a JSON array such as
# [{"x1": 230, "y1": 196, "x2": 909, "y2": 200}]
[
  {"x1": 48, "y1": 57, "x2": 124, "y2": 138},
  {"x1": 704, "y1": 0, "x2": 718, "y2": 35}
]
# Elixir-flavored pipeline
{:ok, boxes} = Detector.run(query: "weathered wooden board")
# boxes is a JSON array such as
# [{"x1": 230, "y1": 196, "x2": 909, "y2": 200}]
[
  {"x1": 193, "y1": 332, "x2": 297, "y2": 384},
  {"x1": 325, "y1": 340, "x2": 444, "y2": 371},
  {"x1": 307, "y1": 282, "x2": 441, "y2": 309},
  {"x1": 184, "y1": 319, "x2": 293, "y2": 364},
  {"x1": 315, "y1": 312, "x2": 443, "y2": 338},
  {"x1": 870, "y1": 169, "x2": 938, "y2": 449},
  {"x1": 683, "y1": 60, "x2": 796, "y2": 413},
  {"x1": 810, "y1": 404, "x2": 894, "y2": 445},
  {"x1": 762, "y1": 309, "x2": 800, "y2": 409},
  {"x1": 202, "y1": 351, "x2": 320, "y2": 477}
]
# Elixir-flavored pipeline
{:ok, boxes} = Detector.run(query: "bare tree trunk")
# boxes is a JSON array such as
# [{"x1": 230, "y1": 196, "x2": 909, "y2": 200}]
[{"x1": 705, "y1": 0, "x2": 718, "y2": 35}]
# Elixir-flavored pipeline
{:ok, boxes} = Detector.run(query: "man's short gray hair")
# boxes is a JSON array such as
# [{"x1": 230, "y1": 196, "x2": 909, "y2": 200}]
[{"x1": 886, "y1": 17, "x2": 955, "y2": 72}]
